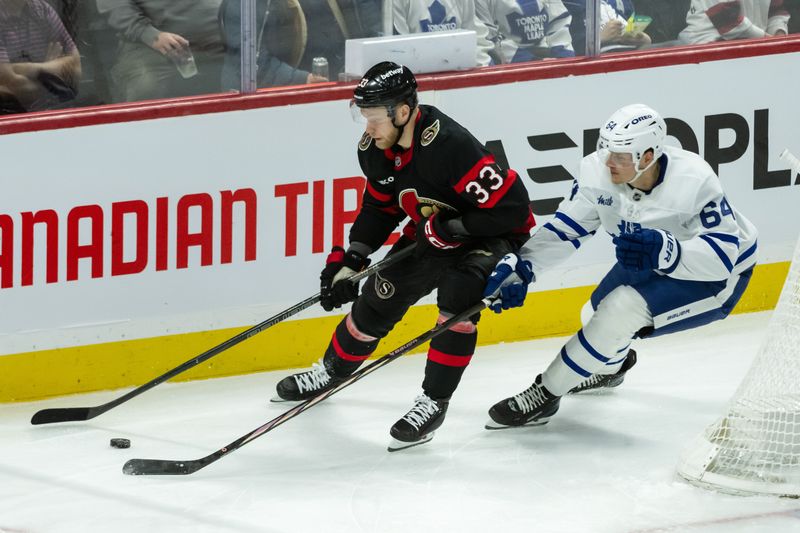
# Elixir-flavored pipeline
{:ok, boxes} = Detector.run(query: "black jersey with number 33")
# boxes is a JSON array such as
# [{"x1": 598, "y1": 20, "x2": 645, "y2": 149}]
[{"x1": 350, "y1": 104, "x2": 535, "y2": 250}]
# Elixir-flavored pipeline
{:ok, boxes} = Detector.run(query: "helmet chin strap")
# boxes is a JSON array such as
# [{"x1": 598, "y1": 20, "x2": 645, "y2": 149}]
[
  {"x1": 626, "y1": 155, "x2": 658, "y2": 187},
  {"x1": 389, "y1": 105, "x2": 413, "y2": 147}
]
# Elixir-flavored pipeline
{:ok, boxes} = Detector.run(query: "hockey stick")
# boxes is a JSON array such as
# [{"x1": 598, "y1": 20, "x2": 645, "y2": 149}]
[
  {"x1": 780, "y1": 148, "x2": 800, "y2": 176},
  {"x1": 122, "y1": 297, "x2": 492, "y2": 475},
  {"x1": 30, "y1": 244, "x2": 416, "y2": 426}
]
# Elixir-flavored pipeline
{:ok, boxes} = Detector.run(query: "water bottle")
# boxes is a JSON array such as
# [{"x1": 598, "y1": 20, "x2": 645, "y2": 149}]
[{"x1": 311, "y1": 57, "x2": 329, "y2": 80}]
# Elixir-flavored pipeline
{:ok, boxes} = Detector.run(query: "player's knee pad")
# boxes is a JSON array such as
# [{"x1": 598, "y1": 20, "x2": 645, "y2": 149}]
[
  {"x1": 590, "y1": 285, "x2": 652, "y2": 338},
  {"x1": 437, "y1": 267, "x2": 485, "y2": 323},
  {"x1": 350, "y1": 291, "x2": 404, "y2": 338},
  {"x1": 438, "y1": 239, "x2": 514, "y2": 322}
]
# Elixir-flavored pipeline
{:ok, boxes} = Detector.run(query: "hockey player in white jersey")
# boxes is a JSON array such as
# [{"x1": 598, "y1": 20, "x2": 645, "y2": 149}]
[
  {"x1": 482, "y1": 103, "x2": 758, "y2": 429},
  {"x1": 679, "y1": 0, "x2": 790, "y2": 44},
  {"x1": 475, "y1": 0, "x2": 574, "y2": 63}
]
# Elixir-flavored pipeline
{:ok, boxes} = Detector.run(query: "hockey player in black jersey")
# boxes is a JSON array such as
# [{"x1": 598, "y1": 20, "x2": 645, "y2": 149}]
[{"x1": 274, "y1": 61, "x2": 535, "y2": 451}]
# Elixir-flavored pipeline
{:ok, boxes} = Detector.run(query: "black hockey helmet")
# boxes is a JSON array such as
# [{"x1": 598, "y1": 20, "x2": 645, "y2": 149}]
[{"x1": 353, "y1": 61, "x2": 418, "y2": 110}]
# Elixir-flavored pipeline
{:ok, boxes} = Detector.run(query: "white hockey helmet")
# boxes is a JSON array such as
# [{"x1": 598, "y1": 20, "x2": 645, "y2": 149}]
[{"x1": 597, "y1": 104, "x2": 667, "y2": 175}]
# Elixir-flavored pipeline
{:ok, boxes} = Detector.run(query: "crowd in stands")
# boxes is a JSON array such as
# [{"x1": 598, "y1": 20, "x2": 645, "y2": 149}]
[{"x1": 1, "y1": 0, "x2": 798, "y2": 115}]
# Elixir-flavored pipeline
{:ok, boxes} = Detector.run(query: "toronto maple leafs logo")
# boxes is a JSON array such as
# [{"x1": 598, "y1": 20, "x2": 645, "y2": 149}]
[
  {"x1": 506, "y1": 0, "x2": 548, "y2": 43},
  {"x1": 420, "y1": 0, "x2": 457, "y2": 32}
]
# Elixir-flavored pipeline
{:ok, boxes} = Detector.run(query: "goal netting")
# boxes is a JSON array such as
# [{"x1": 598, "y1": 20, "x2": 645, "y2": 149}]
[{"x1": 676, "y1": 237, "x2": 800, "y2": 497}]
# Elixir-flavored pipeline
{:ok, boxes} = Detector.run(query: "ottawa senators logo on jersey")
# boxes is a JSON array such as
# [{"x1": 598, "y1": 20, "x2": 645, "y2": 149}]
[
  {"x1": 398, "y1": 188, "x2": 456, "y2": 221},
  {"x1": 358, "y1": 132, "x2": 373, "y2": 151},
  {"x1": 420, "y1": 120, "x2": 440, "y2": 147}
]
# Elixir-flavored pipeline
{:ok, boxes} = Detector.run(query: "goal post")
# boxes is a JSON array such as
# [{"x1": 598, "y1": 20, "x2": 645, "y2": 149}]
[{"x1": 676, "y1": 235, "x2": 800, "y2": 497}]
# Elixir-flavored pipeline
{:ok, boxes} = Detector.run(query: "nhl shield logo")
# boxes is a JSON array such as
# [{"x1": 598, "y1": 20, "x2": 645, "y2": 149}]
[
  {"x1": 358, "y1": 132, "x2": 372, "y2": 151},
  {"x1": 375, "y1": 274, "x2": 395, "y2": 299},
  {"x1": 420, "y1": 120, "x2": 440, "y2": 146}
]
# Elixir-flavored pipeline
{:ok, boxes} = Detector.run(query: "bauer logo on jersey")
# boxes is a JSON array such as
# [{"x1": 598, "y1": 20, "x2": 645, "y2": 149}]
[
  {"x1": 421, "y1": 120, "x2": 440, "y2": 147},
  {"x1": 375, "y1": 274, "x2": 395, "y2": 299},
  {"x1": 358, "y1": 132, "x2": 373, "y2": 151}
]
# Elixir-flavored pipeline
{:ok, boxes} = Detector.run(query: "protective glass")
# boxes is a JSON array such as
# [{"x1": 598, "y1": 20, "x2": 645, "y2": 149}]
[
  {"x1": 599, "y1": 149, "x2": 635, "y2": 168},
  {"x1": 349, "y1": 100, "x2": 393, "y2": 125}
]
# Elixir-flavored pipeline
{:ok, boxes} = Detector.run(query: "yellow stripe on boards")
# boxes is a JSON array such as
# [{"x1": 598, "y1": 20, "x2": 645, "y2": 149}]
[{"x1": 0, "y1": 261, "x2": 788, "y2": 403}]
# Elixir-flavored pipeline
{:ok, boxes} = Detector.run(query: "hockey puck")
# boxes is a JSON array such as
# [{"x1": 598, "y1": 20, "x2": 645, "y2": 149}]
[{"x1": 110, "y1": 438, "x2": 131, "y2": 449}]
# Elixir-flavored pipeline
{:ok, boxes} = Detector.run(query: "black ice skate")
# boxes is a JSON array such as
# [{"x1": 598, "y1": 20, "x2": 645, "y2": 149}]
[
  {"x1": 388, "y1": 394, "x2": 449, "y2": 452},
  {"x1": 273, "y1": 358, "x2": 343, "y2": 402},
  {"x1": 486, "y1": 374, "x2": 561, "y2": 429},
  {"x1": 568, "y1": 349, "x2": 638, "y2": 394}
]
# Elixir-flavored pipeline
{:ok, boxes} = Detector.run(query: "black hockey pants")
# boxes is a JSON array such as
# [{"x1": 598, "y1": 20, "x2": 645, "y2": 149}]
[{"x1": 322, "y1": 236, "x2": 513, "y2": 399}]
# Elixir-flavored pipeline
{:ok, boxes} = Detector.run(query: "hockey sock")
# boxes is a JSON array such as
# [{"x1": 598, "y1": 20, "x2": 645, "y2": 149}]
[
  {"x1": 421, "y1": 314, "x2": 477, "y2": 399},
  {"x1": 323, "y1": 313, "x2": 379, "y2": 377},
  {"x1": 543, "y1": 285, "x2": 650, "y2": 395}
]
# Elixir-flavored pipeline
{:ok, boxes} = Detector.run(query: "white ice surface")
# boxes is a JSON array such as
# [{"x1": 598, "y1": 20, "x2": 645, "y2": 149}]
[{"x1": 2, "y1": 311, "x2": 800, "y2": 533}]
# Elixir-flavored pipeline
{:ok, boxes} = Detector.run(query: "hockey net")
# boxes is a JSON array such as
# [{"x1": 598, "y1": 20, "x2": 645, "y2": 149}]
[{"x1": 676, "y1": 237, "x2": 800, "y2": 497}]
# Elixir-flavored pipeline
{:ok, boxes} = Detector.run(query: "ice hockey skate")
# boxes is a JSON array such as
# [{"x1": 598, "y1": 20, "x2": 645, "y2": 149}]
[
  {"x1": 388, "y1": 394, "x2": 449, "y2": 451},
  {"x1": 272, "y1": 358, "x2": 343, "y2": 402},
  {"x1": 568, "y1": 349, "x2": 638, "y2": 394},
  {"x1": 486, "y1": 374, "x2": 561, "y2": 429}
]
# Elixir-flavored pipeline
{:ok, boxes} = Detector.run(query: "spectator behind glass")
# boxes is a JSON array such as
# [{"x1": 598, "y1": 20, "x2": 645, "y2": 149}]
[
  {"x1": 631, "y1": 0, "x2": 691, "y2": 45},
  {"x1": 96, "y1": 0, "x2": 226, "y2": 102},
  {"x1": 679, "y1": 0, "x2": 790, "y2": 44},
  {"x1": 475, "y1": 0, "x2": 574, "y2": 64},
  {"x1": 0, "y1": 0, "x2": 81, "y2": 114},
  {"x1": 789, "y1": 0, "x2": 800, "y2": 33},
  {"x1": 221, "y1": 0, "x2": 382, "y2": 89},
  {"x1": 393, "y1": 0, "x2": 494, "y2": 66},
  {"x1": 599, "y1": 0, "x2": 651, "y2": 52}
]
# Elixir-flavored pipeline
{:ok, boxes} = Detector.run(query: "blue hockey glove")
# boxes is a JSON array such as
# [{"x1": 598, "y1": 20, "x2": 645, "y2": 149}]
[
  {"x1": 482, "y1": 253, "x2": 535, "y2": 313},
  {"x1": 320, "y1": 246, "x2": 370, "y2": 311},
  {"x1": 613, "y1": 228, "x2": 680, "y2": 273}
]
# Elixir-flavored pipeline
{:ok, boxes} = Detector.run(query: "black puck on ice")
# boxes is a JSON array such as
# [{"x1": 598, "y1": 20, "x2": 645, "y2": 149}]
[{"x1": 110, "y1": 438, "x2": 131, "y2": 449}]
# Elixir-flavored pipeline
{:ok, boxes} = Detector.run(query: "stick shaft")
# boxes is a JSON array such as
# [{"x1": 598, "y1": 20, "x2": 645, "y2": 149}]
[{"x1": 31, "y1": 244, "x2": 415, "y2": 425}]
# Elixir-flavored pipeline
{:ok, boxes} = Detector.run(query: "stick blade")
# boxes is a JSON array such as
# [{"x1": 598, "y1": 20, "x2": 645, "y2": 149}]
[
  {"x1": 123, "y1": 458, "x2": 203, "y2": 476},
  {"x1": 31, "y1": 407, "x2": 93, "y2": 425}
]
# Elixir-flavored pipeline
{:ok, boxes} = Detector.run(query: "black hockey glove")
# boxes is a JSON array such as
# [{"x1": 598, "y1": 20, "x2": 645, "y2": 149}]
[
  {"x1": 414, "y1": 213, "x2": 464, "y2": 258},
  {"x1": 320, "y1": 246, "x2": 370, "y2": 311}
]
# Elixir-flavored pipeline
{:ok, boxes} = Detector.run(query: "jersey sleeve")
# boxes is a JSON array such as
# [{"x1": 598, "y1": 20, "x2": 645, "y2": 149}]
[
  {"x1": 690, "y1": 0, "x2": 768, "y2": 40},
  {"x1": 520, "y1": 176, "x2": 600, "y2": 273},
  {"x1": 666, "y1": 178, "x2": 742, "y2": 282},
  {"x1": 544, "y1": 0, "x2": 575, "y2": 58},
  {"x1": 766, "y1": 0, "x2": 791, "y2": 35},
  {"x1": 459, "y1": 0, "x2": 494, "y2": 66},
  {"x1": 445, "y1": 135, "x2": 532, "y2": 238},
  {"x1": 348, "y1": 176, "x2": 407, "y2": 252}
]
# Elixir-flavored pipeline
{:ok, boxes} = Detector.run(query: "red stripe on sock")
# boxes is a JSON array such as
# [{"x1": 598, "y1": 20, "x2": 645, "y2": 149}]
[
  {"x1": 427, "y1": 348, "x2": 473, "y2": 367},
  {"x1": 331, "y1": 333, "x2": 371, "y2": 362}
]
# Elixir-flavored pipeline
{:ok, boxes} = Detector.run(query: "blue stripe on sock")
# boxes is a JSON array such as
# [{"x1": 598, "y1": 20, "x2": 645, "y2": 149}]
[
  {"x1": 577, "y1": 329, "x2": 610, "y2": 362},
  {"x1": 560, "y1": 347, "x2": 592, "y2": 378}
]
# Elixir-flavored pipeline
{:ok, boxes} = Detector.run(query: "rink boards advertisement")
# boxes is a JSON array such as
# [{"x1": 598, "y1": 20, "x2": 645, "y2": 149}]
[{"x1": 1, "y1": 48, "x2": 799, "y2": 400}]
